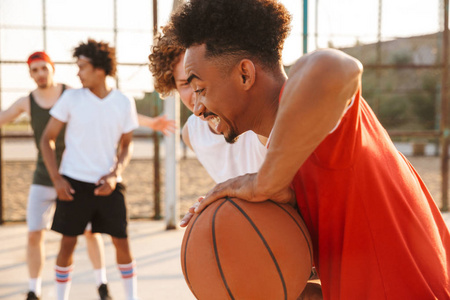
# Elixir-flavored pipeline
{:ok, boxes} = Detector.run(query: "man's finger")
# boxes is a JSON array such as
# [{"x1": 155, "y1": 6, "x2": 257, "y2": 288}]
[
  {"x1": 195, "y1": 180, "x2": 238, "y2": 213},
  {"x1": 60, "y1": 190, "x2": 73, "y2": 201},
  {"x1": 179, "y1": 212, "x2": 194, "y2": 227},
  {"x1": 188, "y1": 201, "x2": 200, "y2": 214},
  {"x1": 94, "y1": 185, "x2": 106, "y2": 195},
  {"x1": 195, "y1": 191, "x2": 224, "y2": 213},
  {"x1": 95, "y1": 185, "x2": 113, "y2": 196}
]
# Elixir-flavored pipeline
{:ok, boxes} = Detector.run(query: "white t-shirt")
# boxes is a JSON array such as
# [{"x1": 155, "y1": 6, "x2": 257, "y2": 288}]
[
  {"x1": 50, "y1": 88, "x2": 139, "y2": 183},
  {"x1": 187, "y1": 114, "x2": 267, "y2": 183}
]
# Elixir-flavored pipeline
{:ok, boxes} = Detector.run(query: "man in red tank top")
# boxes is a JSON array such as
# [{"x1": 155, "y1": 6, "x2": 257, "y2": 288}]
[{"x1": 171, "y1": 0, "x2": 450, "y2": 299}]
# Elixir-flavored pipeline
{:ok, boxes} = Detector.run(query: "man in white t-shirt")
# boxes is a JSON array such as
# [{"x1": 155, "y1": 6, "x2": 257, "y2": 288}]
[{"x1": 41, "y1": 39, "x2": 139, "y2": 300}]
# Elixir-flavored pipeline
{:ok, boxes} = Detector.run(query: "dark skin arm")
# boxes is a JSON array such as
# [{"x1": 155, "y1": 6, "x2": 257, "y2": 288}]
[
  {"x1": 40, "y1": 117, "x2": 75, "y2": 200},
  {"x1": 94, "y1": 131, "x2": 134, "y2": 196},
  {"x1": 194, "y1": 49, "x2": 362, "y2": 213}
]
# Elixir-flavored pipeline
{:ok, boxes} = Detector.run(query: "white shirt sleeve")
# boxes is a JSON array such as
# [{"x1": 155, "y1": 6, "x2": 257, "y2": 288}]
[
  {"x1": 49, "y1": 90, "x2": 71, "y2": 123},
  {"x1": 186, "y1": 115, "x2": 198, "y2": 153}
]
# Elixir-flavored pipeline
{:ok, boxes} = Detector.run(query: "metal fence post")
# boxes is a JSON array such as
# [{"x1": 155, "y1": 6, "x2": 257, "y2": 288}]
[
  {"x1": 440, "y1": 0, "x2": 449, "y2": 211},
  {"x1": 153, "y1": 95, "x2": 162, "y2": 219}
]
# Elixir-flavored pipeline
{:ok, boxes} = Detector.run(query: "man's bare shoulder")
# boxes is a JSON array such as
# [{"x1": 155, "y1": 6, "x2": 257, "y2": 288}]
[
  {"x1": 15, "y1": 95, "x2": 31, "y2": 109},
  {"x1": 17, "y1": 94, "x2": 30, "y2": 102},
  {"x1": 288, "y1": 49, "x2": 362, "y2": 78}
]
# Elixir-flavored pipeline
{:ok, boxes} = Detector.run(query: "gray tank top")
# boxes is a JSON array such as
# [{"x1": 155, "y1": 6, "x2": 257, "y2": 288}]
[{"x1": 30, "y1": 85, "x2": 66, "y2": 186}]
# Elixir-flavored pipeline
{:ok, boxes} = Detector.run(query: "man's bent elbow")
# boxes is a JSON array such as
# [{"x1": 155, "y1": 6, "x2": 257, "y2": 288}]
[
  {"x1": 315, "y1": 49, "x2": 362, "y2": 79},
  {"x1": 40, "y1": 132, "x2": 54, "y2": 152},
  {"x1": 312, "y1": 49, "x2": 362, "y2": 98}
]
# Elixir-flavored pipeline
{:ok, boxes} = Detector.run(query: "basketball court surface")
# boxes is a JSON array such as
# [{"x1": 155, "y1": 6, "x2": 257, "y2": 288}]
[
  {"x1": 1, "y1": 213, "x2": 449, "y2": 299},
  {"x1": 0, "y1": 220, "x2": 194, "y2": 300}
]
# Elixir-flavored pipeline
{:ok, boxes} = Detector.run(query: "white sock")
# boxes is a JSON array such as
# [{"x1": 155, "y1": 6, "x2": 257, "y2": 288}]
[
  {"x1": 55, "y1": 265, "x2": 73, "y2": 300},
  {"x1": 118, "y1": 261, "x2": 137, "y2": 300},
  {"x1": 94, "y1": 268, "x2": 108, "y2": 287},
  {"x1": 29, "y1": 277, "x2": 42, "y2": 296}
]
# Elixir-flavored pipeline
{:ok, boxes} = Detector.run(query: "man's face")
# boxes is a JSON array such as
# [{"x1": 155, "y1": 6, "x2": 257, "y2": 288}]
[
  {"x1": 29, "y1": 60, "x2": 54, "y2": 88},
  {"x1": 173, "y1": 52, "x2": 195, "y2": 111},
  {"x1": 184, "y1": 44, "x2": 244, "y2": 143},
  {"x1": 76, "y1": 56, "x2": 102, "y2": 89}
]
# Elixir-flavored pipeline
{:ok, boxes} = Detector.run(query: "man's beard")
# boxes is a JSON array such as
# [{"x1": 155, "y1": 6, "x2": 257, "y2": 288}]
[
  {"x1": 224, "y1": 126, "x2": 240, "y2": 144},
  {"x1": 37, "y1": 81, "x2": 49, "y2": 88}
]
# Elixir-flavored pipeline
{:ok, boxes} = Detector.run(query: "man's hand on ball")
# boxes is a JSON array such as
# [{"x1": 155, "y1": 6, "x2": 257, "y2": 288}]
[
  {"x1": 195, "y1": 173, "x2": 259, "y2": 213},
  {"x1": 180, "y1": 196, "x2": 203, "y2": 227},
  {"x1": 195, "y1": 173, "x2": 296, "y2": 214}
]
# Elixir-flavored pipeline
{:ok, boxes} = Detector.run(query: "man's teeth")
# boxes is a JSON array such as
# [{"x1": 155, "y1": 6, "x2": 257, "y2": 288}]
[{"x1": 211, "y1": 116, "x2": 220, "y2": 127}]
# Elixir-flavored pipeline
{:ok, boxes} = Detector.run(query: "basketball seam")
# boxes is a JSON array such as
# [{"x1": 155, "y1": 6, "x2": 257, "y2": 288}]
[
  {"x1": 183, "y1": 208, "x2": 202, "y2": 300},
  {"x1": 213, "y1": 199, "x2": 235, "y2": 300},
  {"x1": 225, "y1": 197, "x2": 288, "y2": 300},
  {"x1": 272, "y1": 201, "x2": 313, "y2": 267}
]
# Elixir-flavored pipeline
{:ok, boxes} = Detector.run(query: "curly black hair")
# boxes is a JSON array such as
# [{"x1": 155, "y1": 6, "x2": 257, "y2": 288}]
[
  {"x1": 169, "y1": 0, "x2": 291, "y2": 69},
  {"x1": 73, "y1": 39, "x2": 117, "y2": 77}
]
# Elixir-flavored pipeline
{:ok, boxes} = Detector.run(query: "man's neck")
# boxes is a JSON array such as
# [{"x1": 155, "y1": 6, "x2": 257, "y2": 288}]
[
  {"x1": 32, "y1": 82, "x2": 62, "y2": 107},
  {"x1": 36, "y1": 81, "x2": 58, "y2": 92},
  {"x1": 249, "y1": 76, "x2": 286, "y2": 138},
  {"x1": 89, "y1": 81, "x2": 112, "y2": 99},
  {"x1": 34, "y1": 82, "x2": 59, "y2": 98}
]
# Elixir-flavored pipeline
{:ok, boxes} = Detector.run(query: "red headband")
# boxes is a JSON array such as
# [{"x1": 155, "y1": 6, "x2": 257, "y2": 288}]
[{"x1": 27, "y1": 51, "x2": 54, "y2": 69}]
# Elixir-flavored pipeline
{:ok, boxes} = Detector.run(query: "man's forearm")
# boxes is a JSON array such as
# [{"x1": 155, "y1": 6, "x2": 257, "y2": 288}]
[
  {"x1": 40, "y1": 137, "x2": 62, "y2": 183},
  {"x1": 137, "y1": 114, "x2": 154, "y2": 128},
  {"x1": 111, "y1": 140, "x2": 133, "y2": 178}
]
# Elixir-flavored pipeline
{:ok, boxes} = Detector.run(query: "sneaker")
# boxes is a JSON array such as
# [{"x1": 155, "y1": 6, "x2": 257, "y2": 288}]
[
  {"x1": 26, "y1": 291, "x2": 39, "y2": 300},
  {"x1": 98, "y1": 283, "x2": 112, "y2": 300}
]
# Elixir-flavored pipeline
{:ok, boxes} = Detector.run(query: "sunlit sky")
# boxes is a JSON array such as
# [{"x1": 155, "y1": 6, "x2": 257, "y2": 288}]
[{"x1": 0, "y1": 0, "x2": 441, "y2": 109}]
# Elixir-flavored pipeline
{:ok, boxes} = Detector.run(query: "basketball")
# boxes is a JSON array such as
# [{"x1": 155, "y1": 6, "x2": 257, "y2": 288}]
[{"x1": 181, "y1": 197, "x2": 313, "y2": 300}]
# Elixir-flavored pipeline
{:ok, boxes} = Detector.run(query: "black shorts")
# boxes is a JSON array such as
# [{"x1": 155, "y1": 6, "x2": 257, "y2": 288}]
[{"x1": 51, "y1": 176, "x2": 128, "y2": 238}]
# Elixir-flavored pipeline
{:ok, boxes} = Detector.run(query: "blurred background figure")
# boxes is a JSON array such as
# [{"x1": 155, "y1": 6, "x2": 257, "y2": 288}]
[{"x1": 0, "y1": 51, "x2": 109, "y2": 300}]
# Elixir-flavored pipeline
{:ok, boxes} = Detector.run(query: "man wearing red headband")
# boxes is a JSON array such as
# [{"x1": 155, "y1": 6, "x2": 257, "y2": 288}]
[
  {"x1": 2, "y1": 49, "x2": 176, "y2": 299},
  {"x1": 27, "y1": 51, "x2": 55, "y2": 71},
  {"x1": 0, "y1": 52, "x2": 112, "y2": 300}
]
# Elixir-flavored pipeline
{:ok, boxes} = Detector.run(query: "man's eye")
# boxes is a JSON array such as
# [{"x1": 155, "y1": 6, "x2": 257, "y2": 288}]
[{"x1": 195, "y1": 88, "x2": 205, "y2": 95}]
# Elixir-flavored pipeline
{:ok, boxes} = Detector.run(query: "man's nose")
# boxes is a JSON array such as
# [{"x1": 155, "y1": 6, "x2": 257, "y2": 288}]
[
  {"x1": 189, "y1": 90, "x2": 196, "y2": 108},
  {"x1": 192, "y1": 94, "x2": 205, "y2": 117}
]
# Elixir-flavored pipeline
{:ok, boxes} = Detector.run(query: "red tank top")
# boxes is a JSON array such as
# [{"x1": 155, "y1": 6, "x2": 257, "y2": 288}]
[{"x1": 290, "y1": 88, "x2": 450, "y2": 299}]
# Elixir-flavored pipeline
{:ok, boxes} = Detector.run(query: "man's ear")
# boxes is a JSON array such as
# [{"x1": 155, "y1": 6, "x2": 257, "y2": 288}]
[
  {"x1": 94, "y1": 67, "x2": 107, "y2": 78},
  {"x1": 238, "y1": 59, "x2": 256, "y2": 90}
]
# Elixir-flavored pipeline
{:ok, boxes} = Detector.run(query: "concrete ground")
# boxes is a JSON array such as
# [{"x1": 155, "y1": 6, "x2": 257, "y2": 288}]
[
  {"x1": 1, "y1": 214, "x2": 450, "y2": 300},
  {"x1": 0, "y1": 220, "x2": 195, "y2": 300}
]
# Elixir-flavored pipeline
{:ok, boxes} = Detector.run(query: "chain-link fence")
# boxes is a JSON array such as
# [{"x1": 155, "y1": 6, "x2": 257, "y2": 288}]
[{"x1": 0, "y1": 0, "x2": 448, "y2": 223}]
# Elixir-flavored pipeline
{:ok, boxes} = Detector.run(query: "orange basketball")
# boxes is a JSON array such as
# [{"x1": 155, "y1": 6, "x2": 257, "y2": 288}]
[{"x1": 181, "y1": 197, "x2": 313, "y2": 300}]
